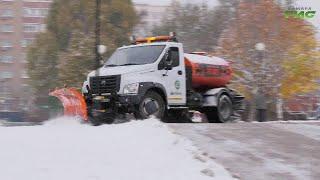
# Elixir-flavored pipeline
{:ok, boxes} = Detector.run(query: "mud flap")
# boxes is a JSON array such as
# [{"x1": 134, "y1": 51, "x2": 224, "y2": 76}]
[{"x1": 49, "y1": 88, "x2": 88, "y2": 121}]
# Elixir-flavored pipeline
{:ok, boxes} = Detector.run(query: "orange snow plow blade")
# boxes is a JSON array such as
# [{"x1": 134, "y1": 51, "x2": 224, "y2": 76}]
[{"x1": 49, "y1": 88, "x2": 88, "y2": 121}]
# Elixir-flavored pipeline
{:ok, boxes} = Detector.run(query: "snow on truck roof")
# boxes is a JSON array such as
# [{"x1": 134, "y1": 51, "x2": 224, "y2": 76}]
[{"x1": 184, "y1": 53, "x2": 229, "y2": 66}]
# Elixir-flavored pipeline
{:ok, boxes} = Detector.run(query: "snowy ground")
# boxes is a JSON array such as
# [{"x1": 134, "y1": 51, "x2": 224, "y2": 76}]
[{"x1": 0, "y1": 117, "x2": 233, "y2": 180}]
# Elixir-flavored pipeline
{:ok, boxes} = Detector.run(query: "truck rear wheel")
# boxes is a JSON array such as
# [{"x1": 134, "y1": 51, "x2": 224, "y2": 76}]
[
  {"x1": 134, "y1": 91, "x2": 165, "y2": 120},
  {"x1": 204, "y1": 94, "x2": 233, "y2": 123}
]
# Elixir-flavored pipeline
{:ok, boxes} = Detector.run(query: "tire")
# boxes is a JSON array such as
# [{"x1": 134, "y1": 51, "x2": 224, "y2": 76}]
[
  {"x1": 204, "y1": 94, "x2": 233, "y2": 123},
  {"x1": 88, "y1": 115, "x2": 103, "y2": 126},
  {"x1": 88, "y1": 110, "x2": 115, "y2": 126},
  {"x1": 134, "y1": 91, "x2": 166, "y2": 120}
]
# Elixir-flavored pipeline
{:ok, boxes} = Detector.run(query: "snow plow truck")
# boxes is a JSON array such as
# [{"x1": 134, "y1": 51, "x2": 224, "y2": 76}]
[{"x1": 50, "y1": 34, "x2": 244, "y2": 125}]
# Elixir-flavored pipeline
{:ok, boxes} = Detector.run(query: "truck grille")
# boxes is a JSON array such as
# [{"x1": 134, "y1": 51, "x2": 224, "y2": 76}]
[{"x1": 90, "y1": 75, "x2": 121, "y2": 94}]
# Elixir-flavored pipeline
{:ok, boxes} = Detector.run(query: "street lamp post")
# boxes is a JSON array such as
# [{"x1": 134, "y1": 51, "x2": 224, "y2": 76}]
[
  {"x1": 255, "y1": 42, "x2": 267, "y2": 122},
  {"x1": 95, "y1": 0, "x2": 101, "y2": 76},
  {"x1": 255, "y1": 43, "x2": 266, "y2": 87}
]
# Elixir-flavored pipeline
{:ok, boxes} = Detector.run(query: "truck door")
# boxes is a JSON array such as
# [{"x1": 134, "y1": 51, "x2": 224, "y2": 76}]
[{"x1": 160, "y1": 46, "x2": 186, "y2": 105}]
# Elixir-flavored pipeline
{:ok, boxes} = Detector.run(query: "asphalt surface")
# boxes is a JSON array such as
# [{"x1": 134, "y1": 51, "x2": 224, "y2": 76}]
[{"x1": 170, "y1": 121, "x2": 320, "y2": 180}]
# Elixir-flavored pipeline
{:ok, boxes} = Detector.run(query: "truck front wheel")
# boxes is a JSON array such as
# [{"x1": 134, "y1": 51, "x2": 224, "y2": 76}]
[
  {"x1": 88, "y1": 112, "x2": 116, "y2": 126},
  {"x1": 134, "y1": 91, "x2": 165, "y2": 120},
  {"x1": 204, "y1": 94, "x2": 233, "y2": 123}
]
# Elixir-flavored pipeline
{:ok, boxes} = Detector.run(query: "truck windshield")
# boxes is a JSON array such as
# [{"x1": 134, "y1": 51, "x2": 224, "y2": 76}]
[{"x1": 105, "y1": 45, "x2": 165, "y2": 67}]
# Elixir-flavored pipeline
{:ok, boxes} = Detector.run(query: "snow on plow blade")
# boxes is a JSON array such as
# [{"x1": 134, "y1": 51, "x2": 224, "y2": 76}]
[{"x1": 49, "y1": 88, "x2": 88, "y2": 121}]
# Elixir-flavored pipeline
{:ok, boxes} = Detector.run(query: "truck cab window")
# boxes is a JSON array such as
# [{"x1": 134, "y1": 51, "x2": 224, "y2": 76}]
[
  {"x1": 158, "y1": 47, "x2": 180, "y2": 70},
  {"x1": 169, "y1": 47, "x2": 180, "y2": 67}
]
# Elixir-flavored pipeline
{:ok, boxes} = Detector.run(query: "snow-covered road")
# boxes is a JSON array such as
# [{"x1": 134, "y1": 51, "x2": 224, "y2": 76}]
[
  {"x1": 170, "y1": 121, "x2": 320, "y2": 180},
  {"x1": 0, "y1": 117, "x2": 232, "y2": 180}
]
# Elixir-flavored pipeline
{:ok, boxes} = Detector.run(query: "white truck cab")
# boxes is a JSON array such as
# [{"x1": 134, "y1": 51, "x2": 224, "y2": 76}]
[
  {"x1": 82, "y1": 35, "x2": 244, "y2": 125},
  {"x1": 84, "y1": 42, "x2": 186, "y2": 104}
]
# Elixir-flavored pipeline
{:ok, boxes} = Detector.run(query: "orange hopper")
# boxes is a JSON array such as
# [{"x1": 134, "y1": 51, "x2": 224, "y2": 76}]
[{"x1": 184, "y1": 53, "x2": 232, "y2": 89}]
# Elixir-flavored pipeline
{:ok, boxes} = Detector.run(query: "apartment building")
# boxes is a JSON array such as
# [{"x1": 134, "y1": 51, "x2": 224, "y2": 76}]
[
  {"x1": 0, "y1": 1, "x2": 165, "y2": 112},
  {"x1": 0, "y1": 0, "x2": 52, "y2": 111}
]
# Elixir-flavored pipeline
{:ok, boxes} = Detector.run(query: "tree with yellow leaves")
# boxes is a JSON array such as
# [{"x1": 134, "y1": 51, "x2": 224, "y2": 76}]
[
  {"x1": 216, "y1": 0, "x2": 319, "y2": 121},
  {"x1": 281, "y1": 34, "x2": 320, "y2": 98}
]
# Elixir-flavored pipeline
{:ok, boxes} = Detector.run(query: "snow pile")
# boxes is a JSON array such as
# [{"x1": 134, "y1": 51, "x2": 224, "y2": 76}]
[{"x1": 0, "y1": 117, "x2": 232, "y2": 180}]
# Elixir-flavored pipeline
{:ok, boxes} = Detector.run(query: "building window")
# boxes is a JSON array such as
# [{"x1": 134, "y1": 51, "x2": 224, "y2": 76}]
[
  {"x1": 23, "y1": 0, "x2": 52, "y2": 2},
  {"x1": 22, "y1": 83, "x2": 29, "y2": 88},
  {"x1": 0, "y1": 100, "x2": 11, "y2": 111},
  {"x1": 20, "y1": 53, "x2": 28, "y2": 63},
  {"x1": 0, "y1": 9, "x2": 14, "y2": 17},
  {"x1": 21, "y1": 59, "x2": 28, "y2": 63},
  {"x1": 0, "y1": 55, "x2": 13, "y2": 63},
  {"x1": 21, "y1": 71, "x2": 29, "y2": 79},
  {"x1": 23, "y1": 8, "x2": 49, "y2": 17},
  {"x1": 0, "y1": 85, "x2": 12, "y2": 111},
  {"x1": 21, "y1": 38, "x2": 34, "y2": 47},
  {"x1": 23, "y1": 23, "x2": 46, "y2": 32},
  {"x1": 0, "y1": 40, "x2": 12, "y2": 49},
  {"x1": 0, "y1": 71, "x2": 13, "y2": 79},
  {"x1": 0, "y1": 24, "x2": 14, "y2": 32},
  {"x1": 0, "y1": 83, "x2": 10, "y2": 96}
]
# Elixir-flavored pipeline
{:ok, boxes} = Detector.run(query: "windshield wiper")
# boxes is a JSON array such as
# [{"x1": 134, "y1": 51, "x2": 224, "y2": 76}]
[
  {"x1": 118, "y1": 63, "x2": 140, "y2": 66},
  {"x1": 105, "y1": 64, "x2": 118, "y2": 67},
  {"x1": 105, "y1": 63, "x2": 140, "y2": 67}
]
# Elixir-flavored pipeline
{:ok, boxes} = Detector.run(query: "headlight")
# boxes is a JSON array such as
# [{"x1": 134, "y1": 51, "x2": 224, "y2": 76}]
[
  {"x1": 123, "y1": 83, "x2": 139, "y2": 94},
  {"x1": 82, "y1": 81, "x2": 89, "y2": 94}
]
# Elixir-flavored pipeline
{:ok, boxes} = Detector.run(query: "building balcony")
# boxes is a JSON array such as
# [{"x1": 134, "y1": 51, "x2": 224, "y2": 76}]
[
  {"x1": 0, "y1": 25, "x2": 14, "y2": 33},
  {"x1": 0, "y1": 46, "x2": 13, "y2": 51},
  {"x1": 0, "y1": 0, "x2": 15, "y2": 3},
  {"x1": 0, "y1": 71, "x2": 13, "y2": 79},
  {"x1": 0, "y1": 9, "x2": 14, "y2": 18},
  {"x1": 0, "y1": 55, "x2": 14, "y2": 63}
]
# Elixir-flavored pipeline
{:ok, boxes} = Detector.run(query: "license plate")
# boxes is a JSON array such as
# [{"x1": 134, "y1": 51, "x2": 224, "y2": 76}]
[{"x1": 93, "y1": 96, "x2": 110, "y2": 102}]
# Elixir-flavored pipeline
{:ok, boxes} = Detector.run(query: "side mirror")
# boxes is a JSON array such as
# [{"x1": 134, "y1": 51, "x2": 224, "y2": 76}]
[{"x1": 165, "y1": 63, "x2": 173, "y2": 70}]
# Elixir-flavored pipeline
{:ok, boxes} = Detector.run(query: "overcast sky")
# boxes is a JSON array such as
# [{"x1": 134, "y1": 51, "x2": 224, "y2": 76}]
[
  {"x1": 132, "y1": 0, "x2": 218, "y2": 6},
  {"x1": 295, "y1": 0, "x2": 320, "y2": 30},
  {"x1": 133, "y1": 0, "x2": 319, "y2": 31}
]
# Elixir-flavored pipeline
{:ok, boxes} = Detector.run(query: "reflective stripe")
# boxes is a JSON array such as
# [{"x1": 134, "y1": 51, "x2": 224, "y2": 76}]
[{"x1": 168, "y1": 96, "x2": 183, "y2": 100}]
